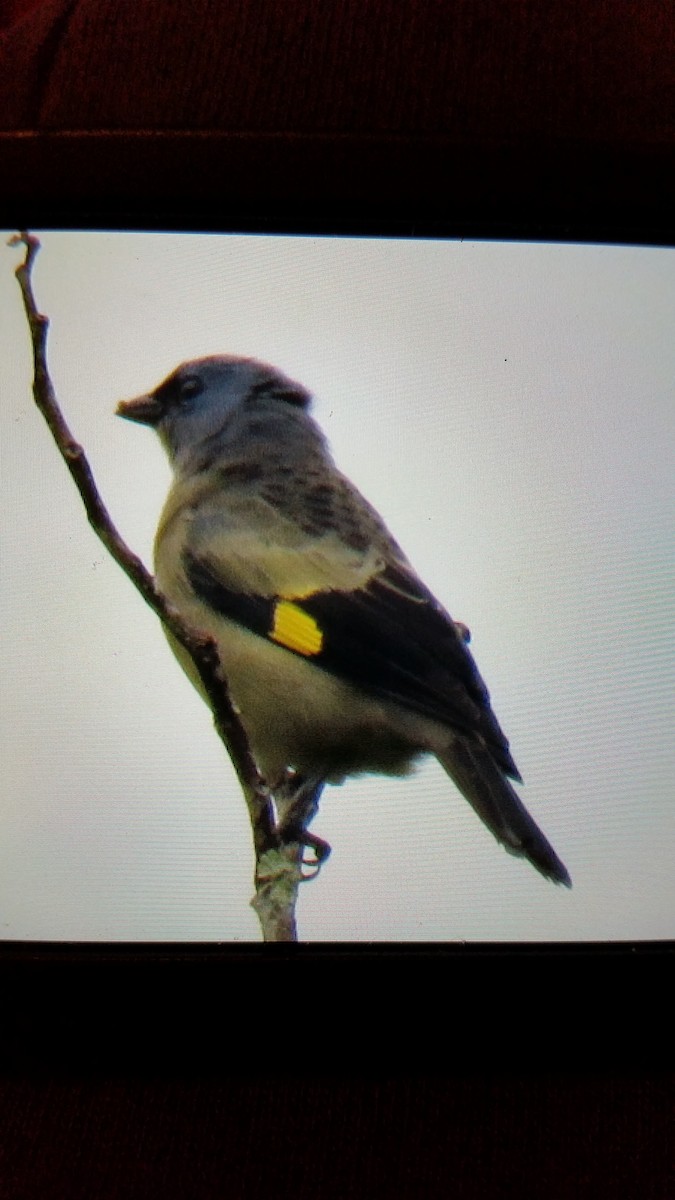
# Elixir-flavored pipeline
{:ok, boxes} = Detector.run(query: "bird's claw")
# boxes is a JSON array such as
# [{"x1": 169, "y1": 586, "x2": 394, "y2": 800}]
[
  {"x1": 276, "y1": 824, "x2": 331, "y2": 880},
  {"x1": 298, "y1": 831, "x2": 332, "y2": 880}
]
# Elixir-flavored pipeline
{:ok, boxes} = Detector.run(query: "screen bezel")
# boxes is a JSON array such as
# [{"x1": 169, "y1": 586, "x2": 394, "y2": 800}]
[{"x1": 2, "y1": 195, "x2": 673, "y2": 1075}]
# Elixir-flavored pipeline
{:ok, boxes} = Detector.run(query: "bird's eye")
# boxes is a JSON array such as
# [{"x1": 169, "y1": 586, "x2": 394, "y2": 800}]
[{"x1": 178, "y1": 376, "x2": 203, "y2": 403}]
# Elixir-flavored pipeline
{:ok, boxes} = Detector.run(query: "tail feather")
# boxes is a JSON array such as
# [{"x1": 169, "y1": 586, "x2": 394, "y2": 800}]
[{"x1": 438, "y1": 739, "x2": 571, "y2": 887}]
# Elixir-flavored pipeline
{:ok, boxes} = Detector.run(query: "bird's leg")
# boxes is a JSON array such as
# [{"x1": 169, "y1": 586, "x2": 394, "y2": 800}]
[{"x1": 274, "y1": 771, "x2": 331, "y2": 875}]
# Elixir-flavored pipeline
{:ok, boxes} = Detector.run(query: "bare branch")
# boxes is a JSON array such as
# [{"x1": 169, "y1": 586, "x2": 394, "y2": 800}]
[{"x1": 9, "y1": 231, "x2": 306, "y2": 942}]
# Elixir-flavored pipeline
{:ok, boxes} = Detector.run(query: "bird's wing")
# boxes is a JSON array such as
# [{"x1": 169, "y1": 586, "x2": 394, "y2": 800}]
[{"x1": 178, "y1": 468, "x2": 520, "y2": 780}]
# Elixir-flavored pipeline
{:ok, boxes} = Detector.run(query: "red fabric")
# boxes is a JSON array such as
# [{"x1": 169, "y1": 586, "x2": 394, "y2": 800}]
[
  {"x1": 0, "y1": 0, "x2": 47, "y2": 28},
  {"x1": 2, "y1": 1073, "x2": 674, "y2": 1200},
  {"x1": 1, "y1": 0, "x2": 674, "y2": 144}
]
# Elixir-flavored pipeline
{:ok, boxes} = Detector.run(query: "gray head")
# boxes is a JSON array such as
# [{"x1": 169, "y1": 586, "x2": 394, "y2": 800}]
[{"x1": 117, "y1": 355, "x2": 318, "y2": 471}]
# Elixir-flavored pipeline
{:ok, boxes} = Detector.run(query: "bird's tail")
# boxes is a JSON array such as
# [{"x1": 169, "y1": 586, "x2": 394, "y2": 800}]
[{"x1": 438, "y1": 739, "x2": 571, "y2": 886}]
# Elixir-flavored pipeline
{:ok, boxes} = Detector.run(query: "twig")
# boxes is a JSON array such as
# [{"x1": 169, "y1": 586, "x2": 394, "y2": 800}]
[{"x1": 9, "y1": 230, "x2": 306, "y2": 942}]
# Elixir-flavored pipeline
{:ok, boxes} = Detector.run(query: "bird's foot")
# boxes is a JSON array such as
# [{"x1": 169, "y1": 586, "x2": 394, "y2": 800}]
[
  {"x1": 274, "y1": 772, "x2": 330, "y2": 879},
  {"x1": 279, "y1": 827, "x2": 332, "y2": 879}
]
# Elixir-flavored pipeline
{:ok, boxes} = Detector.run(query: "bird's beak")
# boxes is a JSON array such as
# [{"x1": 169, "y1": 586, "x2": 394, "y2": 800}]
[{"x1": 116, "y1": 392, "x2": 163, "y2": 426}]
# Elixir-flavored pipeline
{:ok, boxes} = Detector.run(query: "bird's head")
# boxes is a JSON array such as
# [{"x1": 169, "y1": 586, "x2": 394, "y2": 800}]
[{"x1": 117, "y1": 355, "x2": 313, "y2": 469}]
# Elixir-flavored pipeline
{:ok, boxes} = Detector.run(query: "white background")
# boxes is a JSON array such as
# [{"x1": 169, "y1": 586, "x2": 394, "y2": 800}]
[{"x1": 1, "y1": 231, "x2": 674, "y2": 941}]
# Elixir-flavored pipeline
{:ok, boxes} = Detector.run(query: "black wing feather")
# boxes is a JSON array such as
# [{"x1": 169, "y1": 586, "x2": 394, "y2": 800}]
[
  {"x1": 183, "y1": 551, "x2": 521, "y2": 780},
  {"x1": 301, "y1": 565, "x2": 520, "y2": 779}
]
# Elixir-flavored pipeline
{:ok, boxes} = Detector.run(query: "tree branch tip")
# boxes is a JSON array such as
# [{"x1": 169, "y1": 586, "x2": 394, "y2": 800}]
[
  {"x1": 10, "y1": 229, "x2": 36, "y2": 245},
  {"x1": 8, "y1": 230, "x2": 41, "y2": 259}
]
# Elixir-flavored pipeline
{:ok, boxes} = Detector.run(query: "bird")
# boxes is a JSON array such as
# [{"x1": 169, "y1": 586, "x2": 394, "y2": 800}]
[{"x1": 117, "y1": 355, "x2": 571, "y2": 887}]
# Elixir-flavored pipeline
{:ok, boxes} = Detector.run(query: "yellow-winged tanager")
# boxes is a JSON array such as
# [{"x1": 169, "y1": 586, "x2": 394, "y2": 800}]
[{"x1": 117, "y1": 356, "x2": 570, "y2": 886}]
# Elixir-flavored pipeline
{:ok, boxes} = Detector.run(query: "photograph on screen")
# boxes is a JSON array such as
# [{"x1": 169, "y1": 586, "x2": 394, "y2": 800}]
[{"x1": 1, "y1": 230, "x2": 673, "y2": 942}]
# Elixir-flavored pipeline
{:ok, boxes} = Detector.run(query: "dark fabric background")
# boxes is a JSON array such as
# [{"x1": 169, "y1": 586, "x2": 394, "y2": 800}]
[
  {"x1": 1, "y1": 1073, "x2": 673, "y2": 1200},
  {"x1": 1, "y1": 2, "x2": 674, "y2": 1195},
  {"x1": 1, "y1": 0, "x2": 674, "y2": 226},
  {"x1": 2, "y1": 0, "x2": 672, "y2": 139}
]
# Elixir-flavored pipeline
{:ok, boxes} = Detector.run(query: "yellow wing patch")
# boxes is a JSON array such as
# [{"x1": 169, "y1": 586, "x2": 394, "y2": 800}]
[{"x1": 271, "y1": 601, "x2": 323, "y2": 656}]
